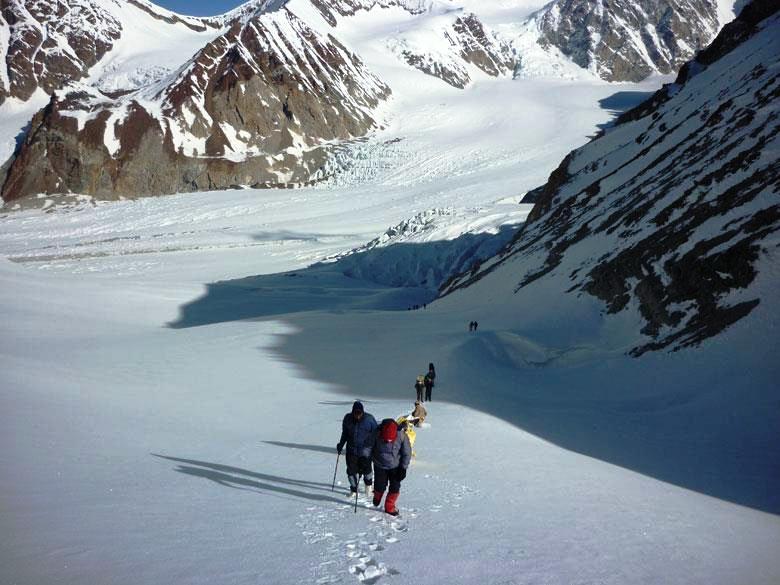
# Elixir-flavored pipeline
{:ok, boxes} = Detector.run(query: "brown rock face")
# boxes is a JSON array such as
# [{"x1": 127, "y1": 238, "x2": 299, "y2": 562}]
[
  {"x1": 1, "y1": 6, "x2": 390, "y2": 202},
  {"x1": 397, "y1": 12, "x2": 516, "y2": 88},
  {"x1": 443, "y1": 1, "x2": 780, "y2": 354},
  {"x1": 0, "y1": 0, "x2": 122, "y2": 104},
  {"x1": 452, "y1": 14, "x2": 515, "y2": 77},
  {"x1": 536, "y1": 0, "x2": 721, "y2": 81}
]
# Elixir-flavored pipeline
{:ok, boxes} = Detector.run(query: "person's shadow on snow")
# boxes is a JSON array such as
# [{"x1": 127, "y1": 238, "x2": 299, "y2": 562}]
[
  {"x1": 261, "y1": 441, "x2": 335, "y2": 454},
  {"x1": 152, "y1": 454, "x2": 348, "y2": 505}
]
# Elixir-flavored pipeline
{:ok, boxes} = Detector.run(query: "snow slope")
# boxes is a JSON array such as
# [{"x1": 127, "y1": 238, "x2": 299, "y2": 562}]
[
  {"x1": 1, "y1": 214, "x2": 779, "y2": 585},
  {"x1": 1, "y1": 2, "x2": 777, "y2": 584},
  {"x1": 2, "y1": 71, "x2": 779, "y2": 582}
]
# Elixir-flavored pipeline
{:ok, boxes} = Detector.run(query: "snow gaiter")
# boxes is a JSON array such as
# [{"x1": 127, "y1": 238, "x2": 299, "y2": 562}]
[
  {"x1": 385, "y1": 492, "x2": 399, "y2": 515},
  {"x1": 373, "y1": 491, "x2": 383, "y2": 507}
]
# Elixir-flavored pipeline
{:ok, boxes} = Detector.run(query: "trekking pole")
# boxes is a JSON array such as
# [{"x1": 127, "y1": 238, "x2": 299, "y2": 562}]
[
  {"x1": 354, "y1": 474, "x2": 361, "y2": 513},
  {"x1": 331, "y1": 452, "x2": 340, "y2": 492}
]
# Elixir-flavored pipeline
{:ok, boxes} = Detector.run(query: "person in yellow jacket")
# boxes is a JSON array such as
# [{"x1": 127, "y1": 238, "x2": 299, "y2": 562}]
[{"x1": 396, "y1": 415, "x2": 417, "y2": 457}]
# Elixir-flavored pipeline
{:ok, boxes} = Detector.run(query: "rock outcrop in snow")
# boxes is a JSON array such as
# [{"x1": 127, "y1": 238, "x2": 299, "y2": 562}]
[
  {"x1": 443, "y1": 0, "x2": 779, "y2": 355},
  {"x1": 0, "y1": 0, "x2": 123, "y2": 104},
  {"x1": 391, "y1": 12, "x2": 516, "y2": 88},
  {"x1": 533, "y1": 0, "x2": 722, "y2": 82},
  {"x1": 1, "y1": 5, "x2": 389, "y2": 201}
]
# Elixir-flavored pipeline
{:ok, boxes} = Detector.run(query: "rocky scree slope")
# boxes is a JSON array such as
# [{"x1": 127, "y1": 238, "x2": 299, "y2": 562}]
[
  {"x1": 1, "y1": 4, "x2": 389, "y2": 201},
  {"x1": 442, "y1": 0, "x2": 780, "y2": 356}
]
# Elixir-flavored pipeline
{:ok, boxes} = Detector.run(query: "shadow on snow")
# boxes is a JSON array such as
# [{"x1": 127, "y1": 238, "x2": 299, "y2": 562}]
[
  {"x1": 152, "y1": 454, "x2": 347, "y2": 505},
  {"x1": 596, "y1": 90, "x2": 656, "y2": 131},
  {"x1": 262, "y1": 441, "x2": 335, "y2": 454},
  {"x1": 168, "y1": 227, "x2": 517, "y2": 327},
  {"x1": 165, "y1": 219, "x2": 779, "y2": 515}
]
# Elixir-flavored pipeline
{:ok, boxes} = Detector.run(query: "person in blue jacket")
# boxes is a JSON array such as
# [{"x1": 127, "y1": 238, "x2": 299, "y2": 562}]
[{"x1": 337, "y1": 401, "x2": 377, "y2": 496}]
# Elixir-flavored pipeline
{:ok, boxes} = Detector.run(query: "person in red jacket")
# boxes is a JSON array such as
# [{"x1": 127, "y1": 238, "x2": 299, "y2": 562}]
[{"x1": 371, "y1": 418, "x2": 412, "y2": 516}]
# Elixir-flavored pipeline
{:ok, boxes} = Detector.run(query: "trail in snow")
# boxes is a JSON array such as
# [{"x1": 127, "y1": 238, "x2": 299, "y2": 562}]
[{"x1": 294, "y1": 422, "x2": 477, "y2": 585}]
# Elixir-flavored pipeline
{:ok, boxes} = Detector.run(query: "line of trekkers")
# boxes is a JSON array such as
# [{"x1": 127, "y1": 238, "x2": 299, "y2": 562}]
[{"x1": 335, "y1": 363, "x2": 436, "y2": 516}]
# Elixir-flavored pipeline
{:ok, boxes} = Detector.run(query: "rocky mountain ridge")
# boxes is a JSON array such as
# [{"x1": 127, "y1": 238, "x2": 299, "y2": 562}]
[
  {"x1": 533, "y1": 0, "x2": 723, "y2": 82},
  {"x1": 0, "y1": 0, "x2": 123, "y2": 104},
  {"x1": 442, "y1": 0, "x2": 779, "y2": 355},
  {"x1": 1, "y1": 4, "x2": 389, "y2": 200},
  {"x1": 0, "y1": 0, "x2": 734, "y2": 204}
]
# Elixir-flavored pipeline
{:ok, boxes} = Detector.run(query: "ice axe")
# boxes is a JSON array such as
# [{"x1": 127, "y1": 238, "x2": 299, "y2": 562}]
[
  {"x1": 354, "y1": 474, "x2": 361, "y2": 513},
  {"x1": 331, "y1": 451, "x2": 340, "y2": 492}
]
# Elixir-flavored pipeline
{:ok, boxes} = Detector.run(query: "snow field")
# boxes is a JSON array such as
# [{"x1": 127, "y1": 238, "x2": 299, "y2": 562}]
[
  {"x1": 2, "y1": 2, "x2": 777, "y2": 584},
  {"x1": 2, "y1": 252, "x2": 777, "y2": 585}
]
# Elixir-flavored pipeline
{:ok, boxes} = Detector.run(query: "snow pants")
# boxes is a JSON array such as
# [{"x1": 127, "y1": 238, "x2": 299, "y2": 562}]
[
  {"x1": 424, "y1": 382, "x2": 432, "y2": 402},
  {"x1": 373, "y1": 466, "x2": 402, "y2": 495},
  {"x1": 345, "y1": 453, "x2": 373, "y2": 491}
]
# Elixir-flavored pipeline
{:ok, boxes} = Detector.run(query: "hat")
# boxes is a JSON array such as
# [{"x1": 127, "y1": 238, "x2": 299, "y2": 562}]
[
  {"x1": 351, "y1": 401, "x2": 364, "y2": 414},
  {"x1": 414, "y1": 400, "x2": 420, "y2": 405},
  {"x1": 381, "y1": 420, "x2": 398, "y2": 443}
]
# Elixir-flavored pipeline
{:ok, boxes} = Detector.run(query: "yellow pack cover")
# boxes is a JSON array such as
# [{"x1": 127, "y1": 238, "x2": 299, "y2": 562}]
[{"x1": 396, "y1": 416, "x2": 416, "y2": 449}]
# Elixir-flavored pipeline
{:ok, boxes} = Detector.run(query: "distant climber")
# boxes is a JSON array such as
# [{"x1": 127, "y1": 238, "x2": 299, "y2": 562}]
[
  {"x1": 372, "y1": 418, "x2": 412, "y2": 516},
  {"x1": 337, "y1": 401, "x2": 377, "y2": 497},
  {"x1": 415, "y1": 375, "x2": 425, "y2": 402},
  {"x1": 411, "y1": 400, "x2": 427, "y2": 426},
  {"x1": 424, "y1": 362, "x2": 435, "y2": 402}
]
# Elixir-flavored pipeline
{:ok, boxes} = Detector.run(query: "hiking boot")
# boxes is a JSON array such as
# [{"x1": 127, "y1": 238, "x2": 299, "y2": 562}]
[{"x1": 385, "y1": 492, "x2": 399, "y2": 516}]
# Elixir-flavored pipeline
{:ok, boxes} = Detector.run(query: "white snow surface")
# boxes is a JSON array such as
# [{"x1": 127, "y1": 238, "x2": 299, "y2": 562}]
[{"x1": 1, "y1": 2, "x2": 778, "y2": 584}]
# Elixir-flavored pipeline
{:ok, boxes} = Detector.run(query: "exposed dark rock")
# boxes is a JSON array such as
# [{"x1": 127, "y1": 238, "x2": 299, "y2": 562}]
[
  {"x1": 535, "y1": 0, "x2": 721, "y2": 82},
  {"x1": 452, "y1": 14, "x2": 515, "y2": 77},
  {"x1": 396, "y1": 12, "x2": 515, "y2": 88},
  {"x1": 1, "y1": 0, "x2": 122, "y2": 104}
]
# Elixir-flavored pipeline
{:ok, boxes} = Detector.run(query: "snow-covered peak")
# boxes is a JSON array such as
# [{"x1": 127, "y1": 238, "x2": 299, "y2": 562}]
[{"x1": 1, "y1": 4, "x2": 391, "y2": 202}]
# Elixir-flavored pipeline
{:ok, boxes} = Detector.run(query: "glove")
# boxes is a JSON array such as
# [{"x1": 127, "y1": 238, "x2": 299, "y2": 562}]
[
  {"x1": 396, "y1": 467, "x2": 407, "y2": 481},
  {"x1": 336, "y1": 443, "x2": 343, "y2": 455}
]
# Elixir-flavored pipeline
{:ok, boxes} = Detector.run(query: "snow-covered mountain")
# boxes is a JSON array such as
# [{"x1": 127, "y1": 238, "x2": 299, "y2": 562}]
[
  {"x1": 0, "y1": 0, "x2": 228, "y2": 105},
  {"x1": 379, "y1": 8, "x2": 516, "y2": 88},
  {"x1": 441, "y1": 0, "x2": 779, "y2": 356},
  {"x1": 1, "y1": 2, "x2": 390, "y2": 200},
  {"x1": 532, "y1": 0, "x2": 723, "y2": 81},
  {"x1": 0, "y1": 0, "x2": 735, "y2": 203}
]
